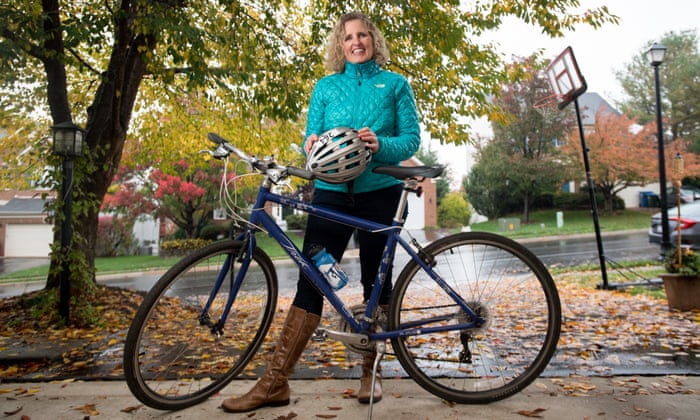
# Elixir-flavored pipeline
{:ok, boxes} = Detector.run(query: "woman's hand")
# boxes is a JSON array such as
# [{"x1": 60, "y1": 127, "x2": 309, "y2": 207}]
[
  {"x1": 304, "y1": 134, "x2": 319, "y2": 154},
  {"x1": 358, "y1": 127, "x2": 379, "y2": 153}
]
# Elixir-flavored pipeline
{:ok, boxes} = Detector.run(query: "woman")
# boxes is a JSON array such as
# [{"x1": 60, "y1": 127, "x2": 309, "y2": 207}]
[{"x1": 222, "y1": 11, "x2": 420, "y2": 413}]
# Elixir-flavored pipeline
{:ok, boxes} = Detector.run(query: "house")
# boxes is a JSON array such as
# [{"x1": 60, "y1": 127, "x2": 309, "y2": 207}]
[
  {"x1": 577, "y1": 91, "x2": 621, "y2": 125},
  {"x1": 0, "y1": 193, "x2": 53, "y2": 257},
  {"x1": 400, "y1": 156, "x2": 438, "y2": 229}
]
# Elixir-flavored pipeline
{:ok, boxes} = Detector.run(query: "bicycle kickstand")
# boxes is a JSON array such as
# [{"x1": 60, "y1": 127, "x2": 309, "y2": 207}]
[{"x1": 366, "y1": 341, "x2": 386, "y2": 420}]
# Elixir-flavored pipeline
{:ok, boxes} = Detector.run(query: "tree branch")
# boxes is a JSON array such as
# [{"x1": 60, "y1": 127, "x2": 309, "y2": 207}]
[
  {"x1": 66, "y1": 46, "x2": 101, "y2": 75},
  {"x1": 1, "y1": 29, "x2": 46, "y2": 61}
]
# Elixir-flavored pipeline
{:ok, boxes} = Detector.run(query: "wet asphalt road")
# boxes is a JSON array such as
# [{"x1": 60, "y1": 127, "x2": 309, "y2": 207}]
[{"x1": 0, "y1": 230, "x2": 658, "y2": 298}]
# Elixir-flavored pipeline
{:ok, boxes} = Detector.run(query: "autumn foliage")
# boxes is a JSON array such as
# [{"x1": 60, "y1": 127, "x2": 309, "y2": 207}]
[{"x1": 562, "y1": 109, "x2": 700, "y2": 213}]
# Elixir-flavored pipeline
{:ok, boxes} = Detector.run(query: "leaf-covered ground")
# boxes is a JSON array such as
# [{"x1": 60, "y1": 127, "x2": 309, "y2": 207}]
[{"x1": 0, "y1": 275, "x2": 698, "y2": 382}]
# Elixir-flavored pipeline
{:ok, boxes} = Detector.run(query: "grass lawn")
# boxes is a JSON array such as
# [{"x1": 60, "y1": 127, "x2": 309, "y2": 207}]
[
  {"x1": 469, "y1": 208, "x2": 651, "y2": 239},
  {"x1": 1, "y1": 209, "x2": 653, "y2": 282},
  {"x1": 0, "y1": 233, "x2": 303, "y2": 283}
]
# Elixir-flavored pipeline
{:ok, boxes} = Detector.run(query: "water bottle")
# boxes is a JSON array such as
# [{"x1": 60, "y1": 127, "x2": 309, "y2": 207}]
[{"x1": 309, "y1": 244, "x2": 348, "y2": 290}]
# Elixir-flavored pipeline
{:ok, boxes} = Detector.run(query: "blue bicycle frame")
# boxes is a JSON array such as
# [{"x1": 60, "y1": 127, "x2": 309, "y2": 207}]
[{"x1": 210, "y1": 180, "x2": 484, "y2": 341}]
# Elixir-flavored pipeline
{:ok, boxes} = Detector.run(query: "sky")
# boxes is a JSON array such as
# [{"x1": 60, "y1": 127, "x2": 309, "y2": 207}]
[{"x1": 432, "y1": 0, "x2": 700, "y2": 186}]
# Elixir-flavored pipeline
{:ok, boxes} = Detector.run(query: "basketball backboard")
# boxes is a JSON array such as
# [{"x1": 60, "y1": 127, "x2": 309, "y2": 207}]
[{"x1": 544, "y1": 46, "x2": 587, "y2": 109}]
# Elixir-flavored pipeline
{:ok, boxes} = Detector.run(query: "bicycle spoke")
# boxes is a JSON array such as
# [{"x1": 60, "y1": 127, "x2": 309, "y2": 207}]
[
  {"x1": 124, "y1": 240, "x2": 277, "y2": 410},
  {"x1": 391, "y1": 232, "x2": 560, "y2": 403}
]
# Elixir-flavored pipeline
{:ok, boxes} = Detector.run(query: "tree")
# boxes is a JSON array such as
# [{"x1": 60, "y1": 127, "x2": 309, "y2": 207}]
[
  {"x1": 151, "y1": 160, "x2": 222, "y2": 239},
  {"x1": 466, "y1": 56, "x2": 574, "y2": 223},
  {"x1": 103, "y1": 157, "x2": 240, "y2": 239},
  {"x1": 562, "y1": 108, "x2": 700, "y2": 213},
  {"x1": 95, "y1": 215, "x2": 138, "y2": 257},
  {"x1": 0, "y1": 115, "x2": 45, "y2": 190},
  {"x1": 463, "y1": 138, "x2": 519, "y2": 219},
  {"x1": 617, "y1": 30, "x2": 700, "y2": 151},
  {"x1": 1, "y1": 1, "x2": 617, "y2": 324},
  {"x1": 416, "y1": 146, "x2": 450, "y2": 204},
  {"x1": 561, "y1": 110, "x2": 658, "y2": 212}
]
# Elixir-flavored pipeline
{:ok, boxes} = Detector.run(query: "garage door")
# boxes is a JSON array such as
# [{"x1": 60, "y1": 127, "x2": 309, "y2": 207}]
[{"x1": 5, "y1": 224, "x2": 53, "y2": 257}]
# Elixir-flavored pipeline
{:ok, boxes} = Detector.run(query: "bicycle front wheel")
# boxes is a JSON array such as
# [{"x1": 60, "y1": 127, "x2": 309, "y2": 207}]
[
  {"x1": 123, "y1": 239, "x2": 277, "y2": 410},
  {"x1": 390, "y1": 232, "x2": 560, "y2": 404}
]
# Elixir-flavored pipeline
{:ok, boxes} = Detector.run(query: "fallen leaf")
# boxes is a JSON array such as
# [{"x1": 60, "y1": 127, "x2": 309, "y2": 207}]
[
  {"x1": 516, "y1": 408, "x2": 546, "y2": 418},
  {"x1": 77, "y1": 403, "x2": 99, "y2": 416},
  {"x1": 120, "y1": 404, "x2": 143, "y2": 413},
  {"x1": 3, "y1": 406, "x2": 22, "y2": 416}
]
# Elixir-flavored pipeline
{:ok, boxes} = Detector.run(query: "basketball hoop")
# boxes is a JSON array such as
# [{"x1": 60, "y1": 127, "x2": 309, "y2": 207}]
[{"x1": 533, "y1": 93, "x2": 567, "y2": 121}]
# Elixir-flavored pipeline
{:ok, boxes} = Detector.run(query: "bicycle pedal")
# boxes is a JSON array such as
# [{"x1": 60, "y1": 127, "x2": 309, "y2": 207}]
[{"x1": 312, "y1": 329, "x2": 328, "y2": 342}]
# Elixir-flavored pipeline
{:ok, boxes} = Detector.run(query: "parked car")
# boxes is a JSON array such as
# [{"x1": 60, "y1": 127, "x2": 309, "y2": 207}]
[
  {"x1": 681, "y1": 185, "x2": 700, "y2": 200},
  {"x1": 649, "y1": 201, "x2": 700, "y2": 249},
  {"x1": 667, "y1": 186, "x2": 696, "y2": 205}
]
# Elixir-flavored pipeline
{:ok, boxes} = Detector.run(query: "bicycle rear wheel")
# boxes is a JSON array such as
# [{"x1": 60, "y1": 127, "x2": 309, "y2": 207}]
[
  {"x1": 123, "y1": 239, "x2": 277, "y2": 410},
  {"x1": 390, "y1": 232, "x2": 560, "y2": 404}
]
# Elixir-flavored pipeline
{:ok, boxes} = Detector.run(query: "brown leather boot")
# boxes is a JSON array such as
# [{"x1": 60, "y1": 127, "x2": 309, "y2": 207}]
[
  {"x1": 358, "y1": 352, "x2": 382, "y2": 404},
  {"x1": 221, "y1": 305, "x2": 321, "y2": 413}
]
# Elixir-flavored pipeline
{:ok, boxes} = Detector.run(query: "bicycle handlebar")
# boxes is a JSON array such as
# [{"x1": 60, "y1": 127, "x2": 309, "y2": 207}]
[{"x1": 207, "y1": 132, "x2": 315, "y2": 181}]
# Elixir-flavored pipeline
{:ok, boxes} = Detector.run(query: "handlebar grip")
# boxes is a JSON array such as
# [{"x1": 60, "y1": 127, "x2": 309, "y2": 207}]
[
  {"x1": 286, "y1": 166, "x2": 315, "y2": 181},
  {"x1": 208, "y1": 133, "x2": 250, "y2": 161},
  {"x1": 208, "y1": 132, "x2": 228, "y2": 145}
]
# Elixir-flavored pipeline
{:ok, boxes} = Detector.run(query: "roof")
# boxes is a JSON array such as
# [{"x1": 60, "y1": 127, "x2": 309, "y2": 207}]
[
  {"x1": 0, "y1": 198, "x2": 48, "y2": 215},
  {"x1": 577, "y1": 92, "x2": 621, "y2": 126}
]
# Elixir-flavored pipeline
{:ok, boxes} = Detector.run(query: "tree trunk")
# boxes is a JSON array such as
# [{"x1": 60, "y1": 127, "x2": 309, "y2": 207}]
[
  {"x1": 522, "y1": 194, "x2": 531, "y2": 224},
  {"x1": 43, "y1": 2, "x2": 154, "y2": 324}
]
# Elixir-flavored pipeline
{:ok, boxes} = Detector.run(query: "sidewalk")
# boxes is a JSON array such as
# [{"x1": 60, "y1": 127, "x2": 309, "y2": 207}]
[{"x1": 1, "y1": 375, "x2": 698, "y2": 419}]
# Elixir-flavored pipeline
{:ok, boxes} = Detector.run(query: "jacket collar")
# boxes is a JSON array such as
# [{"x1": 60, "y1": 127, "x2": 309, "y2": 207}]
[{"x1": 343, "y1": 60, "x2": 381, "y2": 79}]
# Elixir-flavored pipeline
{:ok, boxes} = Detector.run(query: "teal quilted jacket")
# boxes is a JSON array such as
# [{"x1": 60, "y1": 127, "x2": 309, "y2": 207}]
[{"x1": 303, "y1": 60, "x2": 421, "y2": 193}]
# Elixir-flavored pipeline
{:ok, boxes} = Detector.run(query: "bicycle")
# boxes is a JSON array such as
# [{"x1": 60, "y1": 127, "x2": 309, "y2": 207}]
[{"x1": 123, "y1": 133, "x2": 561, "y2": 413}]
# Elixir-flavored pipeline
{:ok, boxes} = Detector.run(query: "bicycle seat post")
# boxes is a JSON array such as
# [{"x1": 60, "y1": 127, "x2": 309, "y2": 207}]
[{"x1": 392, "y1": 178, "x2": 417, "y2": 225}]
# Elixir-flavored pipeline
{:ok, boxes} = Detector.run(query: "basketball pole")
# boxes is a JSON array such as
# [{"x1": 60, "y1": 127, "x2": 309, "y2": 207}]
[
  {"x1": 543, "y1": 47, "x2": 610, "y2": 289},
  {"x1": 571, "y1": 98, "x2": 610, "y2": 289}
]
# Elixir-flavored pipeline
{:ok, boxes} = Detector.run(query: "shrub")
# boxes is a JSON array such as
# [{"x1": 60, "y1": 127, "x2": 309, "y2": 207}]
[
  {"x1": 160, "y1": 238, "x2": 212, "y2": 257},
  {"x1": 437, "y1": 192, "x2": 472, "y2": 228},
  {"x1": 553, "y1": 192, "x2": 624, "y2": 211},
  {"x1": 95, "y1": 215, "x2": 137, "y2": 257},
  {"x1": 285, "y1": 213, "x2": 308, "y2": 230},
  {"x1": 199, "y1": 223, "x2": 231, "y2": 240}
]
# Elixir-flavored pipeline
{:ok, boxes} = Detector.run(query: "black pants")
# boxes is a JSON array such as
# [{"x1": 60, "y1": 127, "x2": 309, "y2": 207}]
[{"x1": 292, "y1": 184, "x2": 404, "y2": 315}]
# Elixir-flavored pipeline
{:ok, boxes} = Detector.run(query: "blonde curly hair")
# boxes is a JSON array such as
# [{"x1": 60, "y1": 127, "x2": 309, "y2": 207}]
[{"x1": 325, "y1": 12, "x2": 390, "y2": 73}]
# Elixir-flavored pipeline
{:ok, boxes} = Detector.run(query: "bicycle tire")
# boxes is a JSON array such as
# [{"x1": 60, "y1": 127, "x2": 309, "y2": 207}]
[
  {"x1": 123, "y1": 239, "x2": 277, "y2": 410},
  {"x1": 389, "y1": 231, "x2": 561, "y2": 404}
]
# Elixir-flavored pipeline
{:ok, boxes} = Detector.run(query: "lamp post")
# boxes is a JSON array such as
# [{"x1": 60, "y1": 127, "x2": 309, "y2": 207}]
[
  {"x1": 647, "y1": 42, "x2": 671, "y2": 252},
  {"x1": 51, "y1": 122, "x2": 86, "y2": 321}
]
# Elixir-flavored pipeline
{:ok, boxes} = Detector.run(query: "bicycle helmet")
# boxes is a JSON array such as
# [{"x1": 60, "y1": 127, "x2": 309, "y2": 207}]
[{"x1": 306, "y1": 127, "x2": 372, "y2": 183}]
